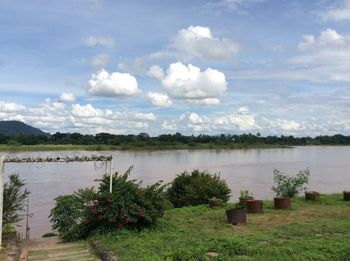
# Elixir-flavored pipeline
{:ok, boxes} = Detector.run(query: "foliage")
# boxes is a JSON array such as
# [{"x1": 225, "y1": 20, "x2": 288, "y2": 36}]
[
  {"x1": 272, "y1": 168, "x2": 310, "y2": 198},
  {"x1": 3, "y1": 173, "x2": 30, "y2": 226},
  {"x1": 240, "y1": 190, "x2": 253, "y2": 199},
  {"x1": 50, "y1": 167, "x2": 167, "y2": 241},
  {"x1": 92, "y1": 194, "x2": 350, "y2": 260},
  {"x1": 166, "y1": 169, "x2": 231, "y2": 208}
]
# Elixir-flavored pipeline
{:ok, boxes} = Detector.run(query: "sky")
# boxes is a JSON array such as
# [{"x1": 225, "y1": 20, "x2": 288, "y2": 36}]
[{"x1": 0, "y1": 0, "x2": 350, "y2": 136}]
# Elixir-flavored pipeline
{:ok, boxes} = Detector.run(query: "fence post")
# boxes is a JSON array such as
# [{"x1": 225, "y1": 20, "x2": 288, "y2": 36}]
[
  {"x1": 109, "y1": 159, "x2": 113, "y2": 193},
  {"x1": 0, "y1": 155, "x2": 5, "y2": 249}
]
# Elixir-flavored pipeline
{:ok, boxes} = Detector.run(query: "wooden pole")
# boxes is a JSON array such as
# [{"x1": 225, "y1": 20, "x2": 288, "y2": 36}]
[
  {"x1": 0, "y1": 155, "x2": 5, "y2": 249},
  {"x1": 109, "y1": 159, "x2": 113, "y2": 193}
]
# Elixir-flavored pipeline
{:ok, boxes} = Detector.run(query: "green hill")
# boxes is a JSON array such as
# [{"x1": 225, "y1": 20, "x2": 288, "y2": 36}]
[{"x1": 0, "y1": 121, "x2": 46, "y2": 136}]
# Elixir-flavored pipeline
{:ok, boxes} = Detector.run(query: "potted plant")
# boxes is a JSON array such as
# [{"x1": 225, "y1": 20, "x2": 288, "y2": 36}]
[
  {"x1": 272, "y1": 168, "x2": 310, "y2": 209},
  {"x1": 343, "y1": 191, "x2": 350, "y2": 201},
  {"x1": 208, "y1": 197, "x2": 224, "y2": 208},
  {"x1": 246, "y1": 199, "x2": 263, "y2": 213},
  {"x1": 305, "y1": 191, "x2": 320, "y2": 201},
  {"x1": 239, "y1": 190, "x2": 254, "y2": 208},
  {"x1": 226, "y1": 203, "x2": 246, "y2": 225}
]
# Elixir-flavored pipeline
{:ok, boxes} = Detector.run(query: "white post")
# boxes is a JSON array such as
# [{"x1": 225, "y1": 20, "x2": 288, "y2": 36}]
[
  {"x1": 109, "y1": 159, "x2": 113, "y2": 193},
  {"x1": 0, "y1": 155, "x2": 5, "y2": 249}
]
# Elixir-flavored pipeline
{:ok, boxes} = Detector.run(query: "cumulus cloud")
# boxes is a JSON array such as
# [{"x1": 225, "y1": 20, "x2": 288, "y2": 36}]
[
  {"x1": 59, "y1": 92, "x2": 75, "y2": 103},
  {"x1": 233, "y1": 28, "x2": 350, "y2": 83},
  {"x1": 90, "y1": 54, "x2": 110, "y2": 67},
  {"x1": 316, "y1": 0, "x2": 350, "y2": 22},
  {"x1": 263, "y1": 118, "x2": 300, "y2": 132},
  {"x1": 179, "y1": 108, "x2": 261, "y2": 133},
  {"x1": 84, "y1": 36, "x2": 114, "y2": 47},
  {"x1": 133, "y1": 113, "x2": 157, "y2": 121},
  {"x1": 71, "y1": 104, "x2": 104, "y2": 118},
  {"x1": 172, "y1": 25, "x2": 239, "y2": 60},
  {"x1": 160, "y1": 62, "x2": 227, "y2": 104},
  {"x1": 88, "y1": 69, "x2": 140, "y2": 98},
  {"x1": 146, "y1": 92, "x2": 172, "y2": 108},
  {"x1": 0, "y1": 102, "x2": 26, "y2": 112},
  {"x1": 148, "y1": 65, "x2": 164, "y2": 80}
]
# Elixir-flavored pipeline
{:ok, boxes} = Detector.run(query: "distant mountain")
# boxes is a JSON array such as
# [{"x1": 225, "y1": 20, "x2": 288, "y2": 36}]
[{"x1": 0, "y1": 121, "x2": 46, "y2": 136}]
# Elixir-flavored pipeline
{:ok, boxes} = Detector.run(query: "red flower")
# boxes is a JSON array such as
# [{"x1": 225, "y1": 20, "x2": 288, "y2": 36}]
[
  {"x1": 120, "y1": 209, "x2": 126, "y2": 215},
  {"x1": 125, "y1": 217, "x2": 130, "y2": 223},
  {"x1": 116, "y1": 223, "x2": 124, "y2": 229},
  {"x1": 97, "y1": 214, "x2": 104, "y2": 221},
  {"x1": 138, "y1": 211, "x2": 145, "y2": 217}
]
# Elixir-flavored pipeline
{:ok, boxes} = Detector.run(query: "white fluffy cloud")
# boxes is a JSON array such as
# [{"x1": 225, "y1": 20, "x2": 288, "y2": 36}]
[
  {"x1": 146, "y1": 92, "x2": 172, "y2": 107},
  {"x1": 90, "y1": 54, "x2": 110, "y2": 67},
  {"x1": 148, "y1": 65, "x2": 164, "y2": 80},
  {"x1": 84, "y1": 36, "x2": 114, "y2": 47},
  {"x1": 160, "y1": 62, "x2": 227, "y2": 104},
  {"x1": 71, "y1": 104, "x2": 104, "y2": 118},
  {"x1": 88, "y1": 69, "x2": 140, "y2": 98},
  {"x1": 172, "y1": 25, "x2": 239, "y2": 60},
  {"x1": 178, "y1": 108, "x2": 261, "y2": 133},
  {"x1": 263, "y1": 118, "x2": 300, "y2": 132},
  {"x1": 317, "y1": 0, "x2": 350, "y2": 22},
  {"x1": 0, "y1": 102, "x2": 26, "y2": 112},
  {"x1": 288, "y1": 28, "x2": 350, "y2": 82},
  {"x1": 59, "y1": 92, "x2": 75, "y2": 103}
]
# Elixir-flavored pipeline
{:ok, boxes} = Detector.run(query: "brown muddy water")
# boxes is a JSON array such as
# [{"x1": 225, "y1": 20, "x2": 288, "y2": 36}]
[{"x1": 2, "y1": 146, "x2": 350, "y2": 238}]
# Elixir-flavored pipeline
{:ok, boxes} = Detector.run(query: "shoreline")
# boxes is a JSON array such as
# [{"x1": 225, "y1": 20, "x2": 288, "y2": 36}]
[{"x1": 0, "y1": 143, "x2": 290, "y2": 152}]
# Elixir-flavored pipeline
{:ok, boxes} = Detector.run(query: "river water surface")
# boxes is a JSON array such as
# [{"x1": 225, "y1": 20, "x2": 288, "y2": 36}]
[{"x1": 2, "y1": 146, "x2": 350, "y2": 238}]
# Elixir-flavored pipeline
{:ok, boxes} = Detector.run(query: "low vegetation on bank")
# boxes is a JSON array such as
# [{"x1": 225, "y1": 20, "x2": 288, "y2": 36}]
[{"x1": 1, "y1": 132, "x2": 350, "y2": 152}]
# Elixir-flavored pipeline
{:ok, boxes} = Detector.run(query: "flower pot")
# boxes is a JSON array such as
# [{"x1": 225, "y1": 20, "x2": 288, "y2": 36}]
[
  {"x1": 305, "y1": 191, "x2": 320, "y2": 201},
  {"x1": 343, "y1": 191, "x2": 350, "y2": 201},
  {"x1": 246, "y1": 200, "x2": 263, "y2": 213},
  {"x1": 239, "y1": 197, "x2": 254, "y2": 208},
  {"x1": 274, "y1": 197, "x2": 291, "y2": 209},
  {"x1": 226, "y1": 208, "x2": 246, "y2": 225},
  {"x1": 208, "y1": 199, "x2": 223, "y2": 208}
]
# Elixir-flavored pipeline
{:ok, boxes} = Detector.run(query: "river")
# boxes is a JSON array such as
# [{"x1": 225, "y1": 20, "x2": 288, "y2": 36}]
[{"x1": 2, "y1": 146, "x2": 350, "y2": 238}]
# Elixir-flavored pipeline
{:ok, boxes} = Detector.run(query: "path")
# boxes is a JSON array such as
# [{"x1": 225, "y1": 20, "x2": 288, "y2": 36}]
[{"x1": 22, "y1": 236, "x2": 99, "y2": 261}]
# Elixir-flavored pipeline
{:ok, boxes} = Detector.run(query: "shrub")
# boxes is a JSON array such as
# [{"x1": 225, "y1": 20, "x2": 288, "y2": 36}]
[
  {"x1": 3, "y1": 173, "x2": 30, "y2": 227},
  {"x1": 272, "y1": 168, "x2": 310, "y2": 198},
  {"x1": 166, "y1": 169, "x2": 231, "y2": 208},
  {"x1": 50, "y1": 167, "x2": 167, "y2": 241}
]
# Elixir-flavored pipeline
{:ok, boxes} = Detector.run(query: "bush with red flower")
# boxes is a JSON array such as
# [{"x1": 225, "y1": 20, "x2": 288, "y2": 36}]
[{"x1": 50, "y1": 166, "x2": 167, "y2": 242}]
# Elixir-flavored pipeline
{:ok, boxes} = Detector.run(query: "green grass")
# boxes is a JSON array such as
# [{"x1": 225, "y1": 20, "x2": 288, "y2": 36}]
[
  {"x1": 91, "y1": 194, "x2": 350, "y2": 260},
  {"x1": 0, "y1": 143, "x2": 287, "y2": 152}
]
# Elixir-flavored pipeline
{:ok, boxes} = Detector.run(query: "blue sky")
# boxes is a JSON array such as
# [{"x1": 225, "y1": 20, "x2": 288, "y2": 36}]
[{"x1": 0, "y1": 0, "x2": 350, "y2": 136}]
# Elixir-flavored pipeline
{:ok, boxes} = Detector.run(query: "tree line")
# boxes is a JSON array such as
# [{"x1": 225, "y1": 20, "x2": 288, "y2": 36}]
[{"x1": 1, "y1": 132, "x2": 350, "y2": 147}]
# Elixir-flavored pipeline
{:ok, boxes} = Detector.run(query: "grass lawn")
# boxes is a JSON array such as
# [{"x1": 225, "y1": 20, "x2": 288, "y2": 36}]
[{"x1": 91, "y1": 194, "x2": 350, "y2": 261}]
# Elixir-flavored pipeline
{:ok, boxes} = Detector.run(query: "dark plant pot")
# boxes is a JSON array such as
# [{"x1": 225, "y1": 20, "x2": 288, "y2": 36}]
[
  {"x1": 246, "y1": 200, "x2": 263, "y2": 213},
  {"x1": 226, "y1": 208, "x2": 246, "y2": 225},
  {"x1": 344, "y1": 191, "x2": 350, "y2": 201},
  {"x1": 305, "y1": 191, "x2": 320, "y2": 201},
  {"x1": 274, "y1": 197, "x2": 291, "y2": 209},
  {"x1": 209, "y1": 199, "x2": 224, "y2": 208},
  {"x1": 239, "y1": 197, "x2": 254, "y2": 208}
]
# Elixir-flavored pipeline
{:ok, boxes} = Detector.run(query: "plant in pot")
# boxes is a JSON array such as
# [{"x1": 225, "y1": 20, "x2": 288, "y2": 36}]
[
  {"x1": 208, "y1": 197, "x2": 224, "y2": 208},
  {"x1": 239, "y1": 190, "x2": 254, "y2": 208},
  {"x1": 343, "y1": 190, "x2": 350, "y2": 201},
  {"x1": 305, "y1": 191, "x2": 320, "y2": 201},
  {"x1": 272, "y1": 168, "x2": 310, "y2": 209},
  {"x1": 226, "y1": 203, "x2": 246, "y2": 225}
]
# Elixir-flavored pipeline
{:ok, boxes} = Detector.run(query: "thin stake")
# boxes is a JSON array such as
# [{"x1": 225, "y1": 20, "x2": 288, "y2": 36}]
[
  {"x1": 109, "y1": 159, "x2": 113, "y2": 193},
  {"x1": 0, "y1": 155, "x2": 4, "y2": 249}
]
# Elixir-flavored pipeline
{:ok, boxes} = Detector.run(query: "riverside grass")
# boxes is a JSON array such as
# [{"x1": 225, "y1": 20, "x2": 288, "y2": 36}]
[
  {"x1": 0, "y1": 143, "x2": 286, "y2": 152},
  {"x1": 91, "y1": 194, "x2": 350, "y2": 261}
]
